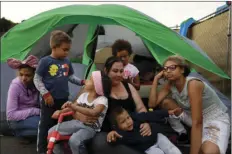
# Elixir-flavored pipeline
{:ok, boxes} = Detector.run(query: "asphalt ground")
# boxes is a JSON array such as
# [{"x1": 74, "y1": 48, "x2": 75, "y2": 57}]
[{"x1": 1, "y1": 136, "x2": 231, "y2": 154}]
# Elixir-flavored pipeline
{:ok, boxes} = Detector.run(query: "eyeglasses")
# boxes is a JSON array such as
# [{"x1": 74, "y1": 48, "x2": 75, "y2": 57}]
[{"x1": 163, "y1": 65, "x2": 180, "y2": 72}]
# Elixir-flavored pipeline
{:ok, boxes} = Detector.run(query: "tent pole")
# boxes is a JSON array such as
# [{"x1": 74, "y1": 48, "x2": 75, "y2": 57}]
[
  {"x1": 223, "y1": 4, "x2": 231, "y2": 94},
  {"x1": 226, "y1": 4, "x2": 231, "y2": 75}
]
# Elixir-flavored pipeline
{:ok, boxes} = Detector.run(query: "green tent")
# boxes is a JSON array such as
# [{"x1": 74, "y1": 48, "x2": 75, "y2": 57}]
[{"x1": 1, "y1": 4, "x2": 230, "y2": 79}]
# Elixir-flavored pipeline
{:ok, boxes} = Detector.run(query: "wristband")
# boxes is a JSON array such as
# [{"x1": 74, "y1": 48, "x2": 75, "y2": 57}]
[
  {"x1": 43, "y1": 92, "x2": 51, "y2": 100},
  {"x1": 81, "y1": 80, "x2": 85, "y2": 86}
]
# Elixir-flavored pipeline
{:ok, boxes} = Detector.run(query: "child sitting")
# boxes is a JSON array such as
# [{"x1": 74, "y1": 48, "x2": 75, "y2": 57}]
[
  {"x1": 48, "y1": 71, "x2": 111, "y2": 154},
  {"x1": 108, "y1": 107, "x2": 182, "y2": 154}
]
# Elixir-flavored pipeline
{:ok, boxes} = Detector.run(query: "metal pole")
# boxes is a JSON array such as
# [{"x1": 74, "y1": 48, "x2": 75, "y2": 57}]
[
  {"x1": 223, "y1": 4, "x2": 231, "y2": 94},
  {"x1": 226, "y1": 4, "x2": 231, "y2": 75},
  {"x1": 196, "y1": 5, "x2": 230, "y2": 24}
]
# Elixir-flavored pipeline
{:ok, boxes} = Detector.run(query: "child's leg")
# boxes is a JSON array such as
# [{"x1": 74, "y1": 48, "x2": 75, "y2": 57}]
[
  {"x1": 8, "y1": 115, "x2": 40, "y2": 137},
  {"x1": 145, "y1": 143, "x2": 164, "y2": 154},
  {"x1": 145, "y1": 148, "x2": 164, "y2": 154},
  {"x1": 37, "y1": 98, "x2": 67, "y2": 153},
  {"x1": 37, "y1": 100, "x2": 57, "y2": 153},
  {"x1": 47, "y1": 115, "x2": 82, "y2": 154},
  {"x1": 48, "y1": 120, "x2": 85, "y2": 135},
  {"x1": 161, "y1": 98, "x2": 188, "y2": 135},
  {"x1": 168, "y1": 118, "x2": 187, "y2": 135},
  {"x1": 156, "y1": 133, "x2": 182, "y2": 154},
  {"x1": 178, "y1": 111, "x2": 192, "y2": 127},
  {"x1": 169, "y1": 111, "x2": 192, "y2": 144},
  {"x1": 49, "y1": 120, "x2": 95, "y2": 154},
  {"x1": 68, "y1": 126, "x2": 96, "y2": 154}
]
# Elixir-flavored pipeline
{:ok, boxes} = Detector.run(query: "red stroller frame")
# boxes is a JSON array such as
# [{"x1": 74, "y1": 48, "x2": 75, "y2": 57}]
[{"x1": 47, "y1": 111, "x2": 74, "y2": 154}]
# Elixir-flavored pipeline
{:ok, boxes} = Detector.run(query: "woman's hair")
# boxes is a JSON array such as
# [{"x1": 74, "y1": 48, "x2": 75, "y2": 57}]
[
  {"x1": 18, "y1": 64, "x2": 36, "y2": 72},
  {"x1": 104, "y1": 56, "x2": 123, "y2": 74},
  {"x1": 111, "y1": 39, "x2": 133, "y2": 56},
  {"x1": 101, "y1": 71, "x2": 112, "y2": 98},
  {"x1": 50, "y1": 30, "x2": 72, "y2": 48},
  {"x1": 163, "y1": 55, "x2": 191, "y2": 77}
]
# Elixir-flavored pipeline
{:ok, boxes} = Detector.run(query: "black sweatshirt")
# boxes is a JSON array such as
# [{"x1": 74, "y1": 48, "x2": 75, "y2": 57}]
[{"x1": 115, "y1": 110, "x2": 169, "y2": 153}]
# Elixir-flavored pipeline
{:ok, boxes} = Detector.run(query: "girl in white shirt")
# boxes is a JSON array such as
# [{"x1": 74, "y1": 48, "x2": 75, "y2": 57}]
[{"x1": 48, "y1": 71, "x2": 111, "y2": 154}]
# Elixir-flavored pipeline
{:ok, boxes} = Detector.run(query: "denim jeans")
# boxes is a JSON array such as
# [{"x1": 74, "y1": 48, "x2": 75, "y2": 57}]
[
  {"x1": 48, "y1": 120, "x2": 96, "y2": 154},
  {"x1": 145, "y1": 133, "x2": 181, "y2": 154},
  {"x1": 8, "y1": 115, "x2": 40, "y2": 137}
]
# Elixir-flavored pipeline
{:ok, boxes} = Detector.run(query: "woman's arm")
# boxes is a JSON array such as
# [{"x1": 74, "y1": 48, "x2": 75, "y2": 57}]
[
  {"x1": 51, "y1": 107, "x2": 73, "y2": 119},
  {"x1": 128, "y1": 83, "x2": 152, "y2": 136},
  {"x1": 73, "y1": 111, "x2": 98, "y2": 123},
  {"x1": 148, "y1": 71, "x2": 170, "y2": 108},
  {"x1": 131, "y1": 74, "x2": 140, "y2": 90},
  {"x1": 52, "y1": 103, "x2": 104, "y2": 119},
  {"x1": 131, "y1": 110, "x2": 169, "y2": 123},
  {"x1": 128, "y1": 83, "x2": 147, "y2": 113},
  {"x1": 69, "y1": 96, "x2": 107, "y2": 117},
  {"x1": 188, "y1": 80, "x2": 204, "y2": 154},
  {"x1": 7, "y1": 83, "x2": 39, "y2": 121},
  {"x1": 69, "y1": 104, "x2": 106, "y2": 117}
]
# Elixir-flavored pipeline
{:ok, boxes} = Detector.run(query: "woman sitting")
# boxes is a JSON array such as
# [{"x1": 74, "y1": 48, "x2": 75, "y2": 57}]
[
  {"x1": 74, "y1": 57, "x2": 175, "y2": 154},
  {"x1": 148, "y1": 55, "x2": 230, "y2": 154},
  {"x1": 6, "y1": 55, "x2": 40, "y2": 142}
]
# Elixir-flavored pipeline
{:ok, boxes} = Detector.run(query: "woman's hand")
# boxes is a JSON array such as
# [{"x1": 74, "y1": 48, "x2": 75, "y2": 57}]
[
  {"x1": 154, "y1": 71, "x2": 164, "y2": 81},
  {"x1": 73, "y1": 112, "x2": 98, "y2": 123},
  {"x1": 51, "y1": 110, "x2": 61, "y2": 119},
  {"x1": 66, "y1": 102, "x2": 76, "y2": 110},
  {"x1": 140, "y1": 123, "x2": 152, "y2": 136},
  {"x1": 107, "y1": 131, "x2": 122, "y2": 143}
]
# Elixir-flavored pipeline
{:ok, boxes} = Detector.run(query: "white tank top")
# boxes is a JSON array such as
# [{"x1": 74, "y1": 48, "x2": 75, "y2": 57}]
[{"x1": 170, "y1": 77, "x2": 228, "y2": 121}]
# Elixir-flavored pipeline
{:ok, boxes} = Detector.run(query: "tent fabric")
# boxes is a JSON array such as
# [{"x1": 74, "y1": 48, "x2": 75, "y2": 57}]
[
  {"x1": 24, "y1": 24, "x2": 90, "y2": 60},
  {"x1": 83, "y1": 24, "x2": 99, "y2": 79},
  {"x1": 96, "y1": 25, "x2": 152, "y2": 58},
  {"x1": 1, "y1": 4, "x2": 229, "y2": 79}
]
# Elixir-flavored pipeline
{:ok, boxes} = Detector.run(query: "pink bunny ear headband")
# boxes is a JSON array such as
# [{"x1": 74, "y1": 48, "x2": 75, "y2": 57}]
[
  {"x1": 7, "y1": 55, "x2": 39, "y2": 69},
  {"x1": 92, "y1": 71, "x2": 104, "y2": 96}
]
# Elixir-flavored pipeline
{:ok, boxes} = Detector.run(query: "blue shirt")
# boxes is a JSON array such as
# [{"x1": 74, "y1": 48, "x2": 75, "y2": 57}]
[{"x1": 36, "y1": 56, "x2": 74, "y2": 99}]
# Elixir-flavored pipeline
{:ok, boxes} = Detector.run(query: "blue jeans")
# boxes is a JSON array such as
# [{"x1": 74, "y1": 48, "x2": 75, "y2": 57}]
[
  {"x1": 8, "y1": 115, "x2": 40, "y2": 137},
  {"x1": 48, "y1": 120, "x2": 96, "y2": 154}
]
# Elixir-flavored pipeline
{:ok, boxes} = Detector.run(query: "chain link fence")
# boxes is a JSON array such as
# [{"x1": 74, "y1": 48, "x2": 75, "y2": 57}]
[{"x1": 187, "y1": 6, "x2": 231, "y2": 97}]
